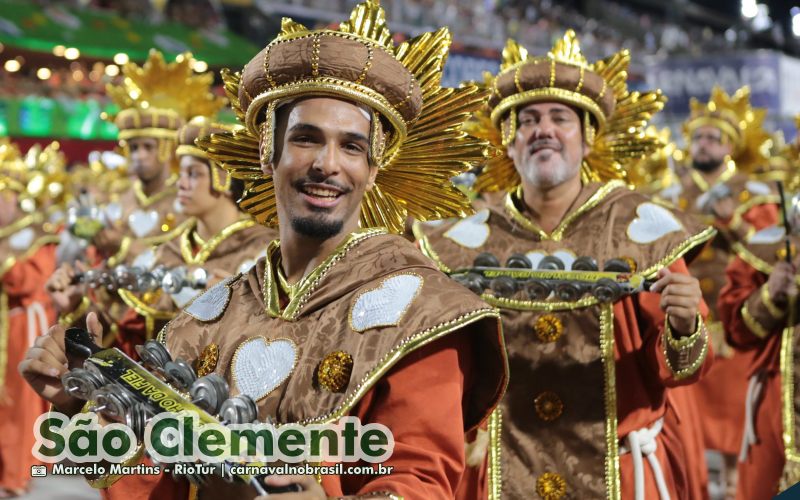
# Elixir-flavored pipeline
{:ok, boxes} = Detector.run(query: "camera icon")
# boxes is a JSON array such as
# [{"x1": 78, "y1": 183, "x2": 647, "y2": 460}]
[{"x1": 31, "y1": 465, "x2": 47, "y2": 477}]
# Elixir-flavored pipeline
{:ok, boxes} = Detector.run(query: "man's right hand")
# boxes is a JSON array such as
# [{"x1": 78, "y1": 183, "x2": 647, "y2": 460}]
[
  {"x1": 767, "y1": 261, "x2": 797, "y2": 306},
  {"x1": 46, "y1": 262, "x2": 87, "y2": 314},
  {"x1": 18, "y1": 313, "x2": 104, "y2": 416}
]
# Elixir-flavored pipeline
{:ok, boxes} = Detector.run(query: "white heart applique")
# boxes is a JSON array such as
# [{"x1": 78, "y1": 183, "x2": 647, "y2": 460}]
[
  {"x1": 525, "y1": 251, "x2": 546, "y2": 269},
  {"x1": 627, "y1": 203, "x2": 684, "y2": 244},
  {"x1": 232, "y1": 337, "x2": 297, "y2": 402},
  {"x1": 525, "y1": 250, "x2": 575, "y2": 269},
  {"x1": 128, "y1": 209, "x2": 159, "y2": 238},
  {"x1": 185, "y1": 276, "x2": 236, "y2": 322},
  {"x1": 748, "y1": 225, "x2": 785, "y2": 245},
  {"x1": 132, "y1": 248, "x2": 156, "y2": 270},
  {"x1": 350, "y1": 274, "x2": 423, "y2": 333},
  {"x1": 104, "y1": 202, "x2": 123, "y2": 222},
  {"x1": 9, "y1": 228, "x2": 35, "y2": 251},
  {"x1": 745, "y1": 180, "x2": 771, "y2": 196},
  {"x1": 552, "y1": 250, "x2": 576, "y2": 270},
  {"x1": 171, "y1": 287, "x2": 202, "y2": 309},
  {"x1": 444, "y1": 209, "x2": 490, "y2": 249}
]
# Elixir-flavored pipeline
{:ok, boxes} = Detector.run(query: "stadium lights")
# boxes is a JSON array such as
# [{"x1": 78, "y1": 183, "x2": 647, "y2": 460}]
[
  {"x1": 752, "y1": 4, "x2": 772, "y2": 31},
  {"x1": 64, "y1": 47, "x2": 80, "y2": 60},
  {"x1": 4, "y1": 60, "x2": 20, "y2": 72},
  {"x1": 113, "y1": 53, "x2": 129, "y2": 65},
  {"x1": 742, "y1": 0, "x2": 758, "y2": 18}
]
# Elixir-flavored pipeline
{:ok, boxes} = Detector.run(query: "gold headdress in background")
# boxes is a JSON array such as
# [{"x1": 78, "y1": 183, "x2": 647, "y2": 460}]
[
  {"x1": 683, "y1": 86, "x2": 770, "y2": 174},
  {"x1": 106, "y1": 50, "x2": 227, "y2": 164},
  {"x1": 198, "y1": 0, "x2": 490, "y2": 233}
]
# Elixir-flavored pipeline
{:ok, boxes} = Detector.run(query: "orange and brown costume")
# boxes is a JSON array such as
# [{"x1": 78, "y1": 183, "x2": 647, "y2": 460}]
[
  {"x1": 654, "y1": 87, "x2": 774, "y2": 498},
  {"x1": 84, "y1": 1, "x2": 507, "y2": 498},
  {"x1": 416, "y1": 184, "x2": 715, "y2": 499},
  {"x1": 415, "y1": 31, "x2": 716, "y2": 499},
  {"x1": 718, "y1": 201, "x2": 798, "y2": 499},
  {"x1": 0, "y1": 144, "x2": 60, "y2": 493}
]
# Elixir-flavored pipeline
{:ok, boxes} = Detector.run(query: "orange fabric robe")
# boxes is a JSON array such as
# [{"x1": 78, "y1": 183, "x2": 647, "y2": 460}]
[
  {"x1": 0, "y1": 244, "x2": 57, "y2": 492},
  {"x1": 99, "y1": 334, "x2": 483, "y2": 500},
  {"x1": 718, "y1": 249, "x2": 787, "y2": 499}
]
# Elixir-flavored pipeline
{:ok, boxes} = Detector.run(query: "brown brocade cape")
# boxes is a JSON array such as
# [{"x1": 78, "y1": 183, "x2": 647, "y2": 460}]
[
  {"x1": 415, "y1": 181, "x2": 716, "y2": 499},
  {"x1": 99, "y1": 228, "x2": 508, "y2": 499}
]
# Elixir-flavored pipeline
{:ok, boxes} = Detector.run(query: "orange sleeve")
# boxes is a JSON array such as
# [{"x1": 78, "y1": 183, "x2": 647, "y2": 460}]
[
  {"x1": 2, "y1": 244, "x2": 56, "y2": 298},
  {"x1": 742, "y1": 202, "x2": 779, "y2": 230},
  {"x1": 636, "y1": 258, "x2": 713, "y2": 387},
  {"x1": 321, "y1": 332, "x2": 475, "y2": 499},
  {"x1": 718, "y1": 256, "x2": 778, "y2": 349}
]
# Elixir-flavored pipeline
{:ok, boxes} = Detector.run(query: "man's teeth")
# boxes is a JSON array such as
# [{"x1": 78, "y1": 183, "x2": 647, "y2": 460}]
[{"x1": 304, "y1": 187, "x2": 339, "y2": 198}]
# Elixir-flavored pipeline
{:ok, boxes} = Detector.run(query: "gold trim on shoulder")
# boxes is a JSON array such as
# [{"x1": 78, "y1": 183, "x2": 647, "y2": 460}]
[
  {"x1": 0, "y1": 212, "x2": 39, "y2": 239},
  {"x1": 133, "y1": 173, "x2": 178, "y2": 208},
  {"x1": 412, "y1": 220, "x2": 452, "y2": 274},
  {"x1": 504, "y1": 181, "x2": 626, "y2": 241},
  {"x1": 688, "y1": 159, "x2": 735, "y2": 193},
  {"x1": 263, "y1": 228, "x2": 386, "y2": 320},
  {"x1": 180, "y1": 218, "x2": 256, "y2": 265}
]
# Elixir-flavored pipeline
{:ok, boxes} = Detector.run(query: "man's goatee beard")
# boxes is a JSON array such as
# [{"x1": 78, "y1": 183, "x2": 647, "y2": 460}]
[
  {"x1": 291, "y1": 216, "x2": 344, "y2": 240},
  {"x1": 691, "y1": 158, "x2": 723, "y2": 173}
]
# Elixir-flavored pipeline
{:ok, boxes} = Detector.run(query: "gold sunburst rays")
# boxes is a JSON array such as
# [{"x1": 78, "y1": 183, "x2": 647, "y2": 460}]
[
  {"x1": 339, "y1": 0, "x2": 394, "y2": 51},
  {"x1": 106, "y1": 50, "x2": 226, "y2": 120},
  {"x1": 197, "y1": 0, "x2": 490, "y2": 233}
]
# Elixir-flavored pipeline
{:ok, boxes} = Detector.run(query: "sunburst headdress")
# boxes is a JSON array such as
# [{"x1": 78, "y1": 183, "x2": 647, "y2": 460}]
[
  {"x1": 626, "y1": 126, "x2": 678, "y2": 194},
  {"x1": 196, "y1": 0, "x2": 490, "y2": 233},
  {"x1": 0, "y1": 138, "x2": 26, "y2": 195},
  {"x1": 106, "y1": 50, "x2": 227, "y2": 165},
  {"x1": 0, "y1": 139, "x2": 71, "y2": 217},
  {"x1": 683, "y1": 86, "x2": 770, "y2": 174},
  {"x1": 470, "y1": 30, "x2": 665, "y2": 193},
  {"x1": 20, "y1": 142, "x2": 69, "y2": 214}
]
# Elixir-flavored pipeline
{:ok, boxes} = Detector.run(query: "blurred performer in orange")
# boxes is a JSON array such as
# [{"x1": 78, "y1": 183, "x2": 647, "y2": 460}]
[
  {"x1": 0, "y1": 140, "x2": 60, "y2": 496},
  {"x1": 718, "y1": 187, "x2": 798, "y2": 499},
  {"x1": 49, "y1": 51, "x2": 227, "y2": 355},
  {"x1": 415, "y1": 31, "x2": 714, "y2": 499},
  {"x1": 658, "y1": 87, "x2": 775, "y2": 497}
]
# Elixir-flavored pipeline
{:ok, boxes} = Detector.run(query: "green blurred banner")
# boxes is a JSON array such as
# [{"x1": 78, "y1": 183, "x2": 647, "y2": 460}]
[
  {"x1": 0, "y1": 0, "x2": 258, "y2": 66},
  {"x1": 0, "y1": 96, "x2": 235, "y2": 140}
]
